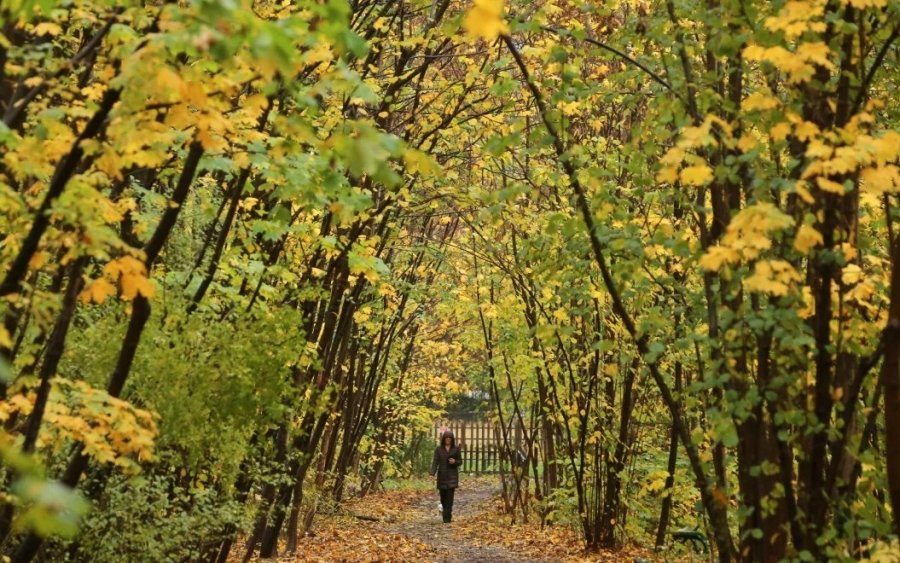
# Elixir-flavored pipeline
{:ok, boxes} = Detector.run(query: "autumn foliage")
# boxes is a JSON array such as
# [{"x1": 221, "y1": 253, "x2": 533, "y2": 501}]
[{"x1": 0, "y1": 0, "x2": 899, "y2": 562}]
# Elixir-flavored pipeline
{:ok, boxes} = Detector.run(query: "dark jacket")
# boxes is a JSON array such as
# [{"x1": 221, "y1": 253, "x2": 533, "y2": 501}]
[{"x1": 430, "y1": 431, "x2": 462, "y2": 489}]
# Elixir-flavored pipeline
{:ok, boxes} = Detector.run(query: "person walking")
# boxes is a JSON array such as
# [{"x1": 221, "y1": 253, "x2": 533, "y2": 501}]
[{"x1": 430, "y1": 430, "x2": 462, "y2": 523}]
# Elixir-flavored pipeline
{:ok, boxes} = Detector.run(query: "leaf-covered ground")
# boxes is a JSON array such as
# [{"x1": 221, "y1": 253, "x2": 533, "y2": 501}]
[{"x1": 241, "y1": 477, "x2": 655, "y2": 562}]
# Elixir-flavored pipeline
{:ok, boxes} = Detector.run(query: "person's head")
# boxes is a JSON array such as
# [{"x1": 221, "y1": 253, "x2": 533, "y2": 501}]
[{"x1": 441, "y1": 430, "x2": 455, "y2": 447}]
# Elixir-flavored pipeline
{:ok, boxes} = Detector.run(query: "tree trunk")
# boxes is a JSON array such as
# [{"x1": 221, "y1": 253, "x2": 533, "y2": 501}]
[{"x1": 880, "y1": 236, "x2": 900, "y2": 536}]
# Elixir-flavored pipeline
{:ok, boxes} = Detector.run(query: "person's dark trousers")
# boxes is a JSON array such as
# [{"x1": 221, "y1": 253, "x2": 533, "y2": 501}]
[{"x1": 439, "y1": 487, "x2": 455, "y2": 522}]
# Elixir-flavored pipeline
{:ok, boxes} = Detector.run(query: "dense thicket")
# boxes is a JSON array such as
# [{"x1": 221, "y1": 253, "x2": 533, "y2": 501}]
[{"x1": 0, "y1": 0, "x2": 899, "y2": 562}]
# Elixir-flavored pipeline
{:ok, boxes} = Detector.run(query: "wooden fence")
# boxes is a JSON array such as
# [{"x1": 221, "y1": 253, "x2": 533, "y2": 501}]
[{"x1": 432, "y1": 417, "x2": 525, "y2": 474}]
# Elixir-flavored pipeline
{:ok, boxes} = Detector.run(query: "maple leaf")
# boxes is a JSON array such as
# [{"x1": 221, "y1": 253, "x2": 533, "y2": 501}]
[
  {"x1": 463, "y1": 0, "x2": 509, "y2": 41},
  {"x1": 794, "y1": 224, "x2": 823, "y2": 254},
  {"x1": 770, "y1": 122, "x2": 791, "y2": 141},
  {"x1": 80, "y1": 278, "x2": 117, "y2": 304},
  {"x1": 793, "y1": 120, "x2": 819, "y2": 141},
  {"x1": 120, "y1": 273, "x2": 156, "y2": 301}
]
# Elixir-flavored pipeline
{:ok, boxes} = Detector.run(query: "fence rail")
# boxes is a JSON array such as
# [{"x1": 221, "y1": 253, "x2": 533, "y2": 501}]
[{"x1": 433, "y1": 417, "x2": 525, "y2": 474}]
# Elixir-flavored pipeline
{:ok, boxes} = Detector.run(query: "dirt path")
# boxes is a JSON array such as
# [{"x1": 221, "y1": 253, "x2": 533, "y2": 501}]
[
  {"x1": 247, "y1": 476, "x2": 657, "y2": 562},
  {"x1": 290, "y1": 478, "x2": 620, "y2": 562},
  {"x1": 375, "y1": 479, "x2": 551, "y2": 562}
]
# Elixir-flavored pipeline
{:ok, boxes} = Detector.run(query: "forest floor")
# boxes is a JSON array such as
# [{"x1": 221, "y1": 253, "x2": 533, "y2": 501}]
[{"x1": 246, "y1": 476, "x2": 656, "y2": 562}]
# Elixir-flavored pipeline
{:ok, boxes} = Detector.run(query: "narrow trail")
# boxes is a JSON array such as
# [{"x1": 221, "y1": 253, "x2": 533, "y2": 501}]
[
  {"x1": 374, "y1": 480, "x2": 551, "y2": 562},
  {"x1": 288, "y1": 476, "x2": 593, "y2": 562},
  {"x1": 288, "y1": 477, "x2": 648, "y2": 562}
]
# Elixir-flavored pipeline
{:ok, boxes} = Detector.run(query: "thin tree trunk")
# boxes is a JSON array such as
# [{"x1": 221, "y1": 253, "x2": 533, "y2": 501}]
[
  {"x1": 20, "y1": 257, "x2": 87, "y2": 452},
  {"x1": 0, "y1": 87, "x2": 120, "y2": 299},
  {"x1": 880, "y1": 235, "x2": 900, "y2": 536},
  {"x1": 655, "y1": 362, "x2": 682, "y2": 548}
]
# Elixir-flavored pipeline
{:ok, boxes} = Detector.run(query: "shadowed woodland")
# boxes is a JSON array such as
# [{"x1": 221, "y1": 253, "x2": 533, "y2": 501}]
[{"x1": 1, "y1": 0, "x2": 900, "y2": 561}]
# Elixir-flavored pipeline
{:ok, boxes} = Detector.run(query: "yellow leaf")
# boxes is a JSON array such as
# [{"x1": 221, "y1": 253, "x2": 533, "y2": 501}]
[
  {"x1": 679, "y1": 165, "x2": 713, "y2": 186},
  {"x1": 743, "y1": 260, "x2": 802, "y2": 296},
  {"x1": 770, "y1": 122, "x2": 791, "y2": 142},
  {"x1": 403, "y1": 149, "x2": 440, "y2": 175},
  {"x1": 860, "y1": 165, "x2": 900, "y2": 195},
  {"x1": 796, "y1": 42, "x2": 833, "y2": 70},
  {"x1": 794, "y1": 224, "x2": 823, "y2": 254},
  {"x1": 181, "y1": 81, "x2": 207, "y2": 106},
  {"x1": 80, "y1": 278, "x2": 117, "y2": 304},
  {"x1": 737, "y1": 134, "x2": 758, "y2": 153},
  {"x1": 744, "y1": 42, "x2": 830, "y2": 83},
  {"x1": 699, "y1": 246, "x2": 739, "y2": 271},
  {"x1": 816, "y1": 176, "x2": 846, "y2": 194},
  {"x1": 29, "y1": 251, "x2": 49, "y2": 269},
  {"x1": 463, "y1": 0, "x2": 509, "y2": 40},
  {"x1": 742, "y1": 91, "x2": 779, "y2": 111},
  {"x1": 659, "y1": 147, "x2": 684, "y2": 166},
  {"x1": 764, "y1": 1, "x2": 826, "y2": 38},
  {"x1": 844, "y1": 0, "x2": 886, "y2": 7},
  {"x1": 794, "y1": 180, "x2": 815, "y2": 204},
  {"x1": 197, "y1": 128, "x2": 217, "y2": 150},
  {"x1": 842, "y1": 263, "x2": 864, "y2": 285},
  {"x1": 232, "y1": 151, "x2": 250, "y2": 170},
  {"x1": 33, "y1": 22, "x2": 62, "y2": 36},
  {"x1": 794, "y1": 121, "x2": 819, "y2": 141},
  {"x1": 656, "y1": 165, "x2": 679, "y2": 184},
  {"x1": 799, "y1": 286, "x2": 815, "y2": 318},
  {"x1": 104, "y1": 256, "x2": 146, "y2": 278},
  {"x1": 806, "y1": 139, "x2": 833, "y2": 159},
  {"x1": 155, "y1": 67, "x2": 184, "y2": 96},
  {"x1": 120, "y1": 274, "x2": 155, "y2": 301}
]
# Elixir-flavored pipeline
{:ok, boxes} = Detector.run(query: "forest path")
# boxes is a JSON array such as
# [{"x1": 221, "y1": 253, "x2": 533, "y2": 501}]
[
  {"x1": 288, "y1": 476, "x2": 605, "y2": 562},
  {"x1": 373, "y1": 478, "x2": 547, "y2": 562}
]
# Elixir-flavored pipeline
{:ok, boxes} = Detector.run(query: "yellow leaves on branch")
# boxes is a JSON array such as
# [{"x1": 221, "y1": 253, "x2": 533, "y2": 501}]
[
  {"x1": 763, "y1": 0, "x2": 826, "y2": 39},
  {"x1": 842, "y1": 0, "x2": 887, "y2": 7},
  {"x1": 842, "y1": 263, "x2": 879, "y2": 315},
  {"x1": 801, "y1": 130, "x2": 900, "y2": 196},
  {"x1": 80, "y1": 278, "x2": 117, "y2": 304},
  {"x1": 699, "y1": 203, "x2": 794, "y2": 270},
  {"x1": 0, "y1": 380, "x2": 158, "y2": 473},
  {"x1": 698, "y1": 246, "x2": 740, "y2": 271},
  {"x1": 861, "y1": 165, "x2": 900, "y2": 195},
  {"x1": 153, "y1": 66, "x2": 234, "y2": 151},
  {"x1": 463, "y1": 0, "x2": 509, "y2": 41},
  {"x1": 677, "y1": 116, "x2": 728, "y2": 149},
  {"x1": 743, "y1": 41, "x2": 834, "y2": 83},
  {"x1": 80, "y1": 256, "x2": 155, "y2": 304},
  {"x1": 763, "y1": 112, "x2": 821, "y2": 145},
  {"x1": 46, "y1": 379, "x2": 158, "y2": 471},
  {"x1": 743, "y1": 260, "x2": 803, "y2": 296},
  {"x1": 742, "y1": 90, "x2": 780, "y2": 111},
  {"x1": 816, "y1": 176, "x2": 846, "y2": 194},
  {"x1": 656, "y1": 116, "x2": 731, "y2": 186}
]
